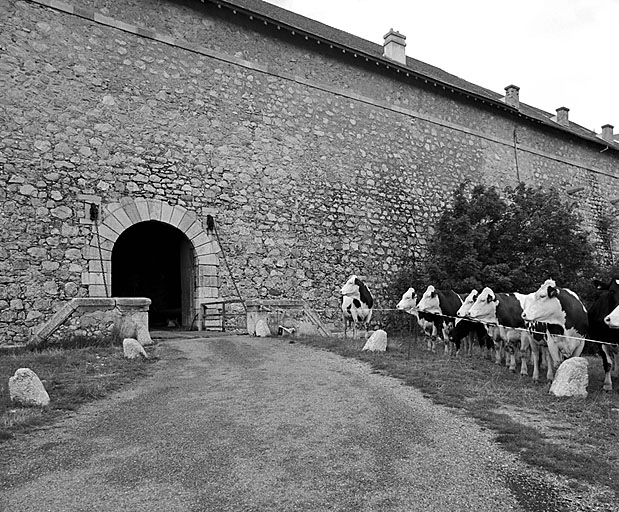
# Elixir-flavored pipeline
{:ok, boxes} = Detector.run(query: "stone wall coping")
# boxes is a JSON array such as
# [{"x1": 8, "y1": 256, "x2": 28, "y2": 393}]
[
  {"x1": 72, "y1": 298, "x2": 117, "y2": 308},
  {"x1": 114, "y1": 297, "x2": 153, "y2": 307},
  {"x1": 246, "y1": 299, "x2": 305, "y2": 309}
]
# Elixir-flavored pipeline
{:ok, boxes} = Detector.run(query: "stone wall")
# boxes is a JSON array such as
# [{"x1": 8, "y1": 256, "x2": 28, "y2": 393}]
[
  {"x1": 30, "y1": 297, "x2": 153, "y2": 348},
  {"x1": 1, "y1": 0, "x2": 619, "y2": 344}
]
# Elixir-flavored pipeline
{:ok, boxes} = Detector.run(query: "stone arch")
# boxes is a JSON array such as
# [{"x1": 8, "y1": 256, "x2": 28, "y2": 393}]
[{"x1": 84, "y1": 197, "x2": 219, "y2": 326}]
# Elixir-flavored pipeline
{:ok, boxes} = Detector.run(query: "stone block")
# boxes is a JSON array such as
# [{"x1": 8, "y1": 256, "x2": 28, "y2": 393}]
[
  {"x1": 549, "y1": 357, "x2": 588, "y2": 397},
  {"x1": 160, "y1": 202, "x2": 174, "y2": 224},
  {"x1": 170, "y1": 205, "x2": 188, "y2": 227},
  {"x1": 9, "y1": 368, "x2": 50, "y2": 406},
  {"x1": 255, "y1": 318, "x2": 271, "y2": 337},
  {"x1": 149, "y1": 200, "x2": 162, "y2": 221},
  {"x1": 102, "y1": 215, "x2": 125, "y2": 236},
  {"x1": 123, "y1": 338, "x2": 148, "y2": 359},
  {"x1": 362, "y1": 329, "x2": 388, "y2": 352},
  {"x1": 134, "y1": 197, "x2": 150, "y2": 221}
]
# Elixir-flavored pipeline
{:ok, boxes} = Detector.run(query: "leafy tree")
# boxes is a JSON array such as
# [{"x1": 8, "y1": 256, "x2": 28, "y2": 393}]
[{"x1": 424, "y1": 182, "x2": 598, "y2": 296}]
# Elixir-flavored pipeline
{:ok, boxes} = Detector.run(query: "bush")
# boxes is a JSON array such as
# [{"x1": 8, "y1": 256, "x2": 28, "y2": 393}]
[{"x1": 423, "y1": 182, "x2": 599, "y2": 296}]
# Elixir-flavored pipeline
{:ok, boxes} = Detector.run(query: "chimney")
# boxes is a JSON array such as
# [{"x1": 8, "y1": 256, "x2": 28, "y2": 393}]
[
  {"x1": 504, "y1": 84, "x2": 520, "y2": 109},
  {"x1": 383, "y1": 29, "x2": 406, "y2": 65},
  {"x1": 556, "y1": 107, "x2": 569, "y2": 126},
  {"x1": 601, "y1": 124, "x2": 614, "y2": 142}
]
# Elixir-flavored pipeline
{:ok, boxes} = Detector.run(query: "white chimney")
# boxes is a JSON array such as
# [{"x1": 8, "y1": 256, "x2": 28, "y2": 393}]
[
  {"x1": 383, "y1": 29, "x2": 406, "y2": 65},
  {"x1": 504, "y1": 84, "x2": 520, "y2": 109},
  {"x1": 601, "y1": 124, "x2": 614, "y2": 142},
  {"x1": 555, "y1": 107, "x2": 569, "y2": 126}
]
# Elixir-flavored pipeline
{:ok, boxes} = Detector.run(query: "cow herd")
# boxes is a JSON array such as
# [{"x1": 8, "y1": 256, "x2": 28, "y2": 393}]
[{"x1": 340, "y1": 274, "x2": 619, "y2": 391}]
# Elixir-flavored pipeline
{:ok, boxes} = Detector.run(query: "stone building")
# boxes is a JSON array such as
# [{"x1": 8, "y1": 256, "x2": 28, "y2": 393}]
[{"x1": 2, "y1": 0, "x2": 619, "y2": 344}]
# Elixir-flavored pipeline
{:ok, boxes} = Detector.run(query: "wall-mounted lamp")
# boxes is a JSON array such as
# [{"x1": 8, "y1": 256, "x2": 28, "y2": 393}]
[{"x1": 566, "y1": 186, "x2": 585, "y2": 196}]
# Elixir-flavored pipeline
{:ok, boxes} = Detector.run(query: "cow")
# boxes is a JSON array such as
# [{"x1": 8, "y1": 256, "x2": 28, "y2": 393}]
[
  {"x1": 465, "y1": 287, "x2": 533, "y2": 377},
  {"x1": 453, "y1": 289, "x2": 492, "y2": 358},
  {"x1": 340, "y1": 275, "x2": 374, "y2": 338},
  {"x1": 521, "y1": 279, "x2": 588, "y2": 381},
  {"x1": 415, "y1": 285, "x2": 463, "y2": 354},
  {"x1": 587, "y1": 278, "x2": 619, "y2": 391},
  {"x1": 396, "y1": 287, "x2": 438, "y2": 347}
]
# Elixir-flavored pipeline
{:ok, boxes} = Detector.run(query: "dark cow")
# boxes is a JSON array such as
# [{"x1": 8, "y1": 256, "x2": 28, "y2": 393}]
[
  {"x1": 521, "y1": 279, "x2": 588, "y2": 381},
  {"x1": 396, "y1": 287, "x2": 438, "y2": 346},
  {"x1": 587, "y1": 278, "x2": 619, "y2": 391},
  {"x1": 453, "y1": 289, "x2": 492, "y2": 358},
  {"x1": 466, "y1": 287, "x2": 533, "y2": 376},
  {"x1": 415, "y1": 285, "x2": 463, "y2": 354},
  {"x1": 340, "y1": 275, "x2": 374, "y2": 338}
]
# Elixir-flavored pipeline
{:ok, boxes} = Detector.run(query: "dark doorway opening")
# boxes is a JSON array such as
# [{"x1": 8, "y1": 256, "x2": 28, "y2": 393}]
[{"x1": 112, "y1": 221, "x2": 195, "y2": 329}]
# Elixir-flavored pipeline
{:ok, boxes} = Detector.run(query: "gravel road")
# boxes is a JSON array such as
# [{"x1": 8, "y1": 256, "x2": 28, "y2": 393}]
[{"x1": 0, "y1": 334, "x2": 604, "y2": 511}]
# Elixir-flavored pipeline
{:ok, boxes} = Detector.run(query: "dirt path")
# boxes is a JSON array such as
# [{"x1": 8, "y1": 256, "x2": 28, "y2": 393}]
[{"x1": 0, "y1": 335, "x2": 587, "y2": 511}]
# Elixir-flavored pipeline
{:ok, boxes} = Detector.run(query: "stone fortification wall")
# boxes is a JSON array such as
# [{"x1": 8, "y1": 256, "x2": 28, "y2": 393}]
[{"x1": 1, "y1": 0, "x2": 619, "y2": 344}]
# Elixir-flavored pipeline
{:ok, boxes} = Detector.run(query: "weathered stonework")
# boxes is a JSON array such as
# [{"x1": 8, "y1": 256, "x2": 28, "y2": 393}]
[
  {"x1": 1, "y1": 0, "x2": 619, "y2": 344},
  {"x1": 30, "y1": 297, "x2": 153, "y2": 347}
]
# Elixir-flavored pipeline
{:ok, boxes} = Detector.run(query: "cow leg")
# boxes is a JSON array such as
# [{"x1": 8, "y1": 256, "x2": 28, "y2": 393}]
[
  {"x1": 364, "y1": 310, "x2": 373, "y2": 339},
  {"x1": 519, "y1": 333, "x2": 530, "y2": 377},
  {"x1": 505, "y1": 335, "x2": 517, "y2": 372},
  {"x1": 442, "y1": 323, "x2": 454, "y2": 356},
  {"x1": 481, "y1": 331, "x2": 493, "y2": 360},
  {"x1": 507, "y1": 350, "x2": 517, "y2": 372},
  {"x1": 601, "y1": 345, "x2": 614, "y2": 391},
  {"x1": 543, "y1": 346, "x2": 555, "y2": 382},
  {"x1": 484, "y1": 337, "x2": 493, "y2": 360},
  {"x1": 494, "y1": 339, "x2": 502, "y2": 365},
  {"x1": 451, "y1": 335, "x2": 461, "y2": 357},
  {"x1": 425, "y1": 329, "x2": 434, "y2": 352},
  {"x1": 504, "y1": 344, "x2": 513, "y2": 370},
  {"x1": 530, "y1": 341, "x2": 541, "y2": 383},
  {"x1": 546, "y1": 336, "x2": 562, "y2": 380},
  {"x1": 444, "y1": 337, "x2": 451, "y2": 356}
]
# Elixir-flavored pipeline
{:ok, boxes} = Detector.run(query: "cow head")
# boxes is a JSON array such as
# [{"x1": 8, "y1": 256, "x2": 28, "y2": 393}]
[
  {"x1": 341, "y1": 275, "x2": 360, "y2": 297},
  {"x1": 605, "y1": 305, "x2": 619, "y2": 329},
  {"x1": 466, "y1": 287, "x2": 498, "y2": 323},
  {"x1": 457, "y1": 289, "x2": 478, "y2": 317},
  {"x1": 521, "y1": 279, "x2": 566, "y2": 326},
  {"x1": 597, "y1": 278, "x2": 619, "y2": 328},
  {"x1": 416, "y1": 285, "x2": 442, "y2": 314},
  {"x1": 397, "y1": 287, "x2": 418, "y2": 315}
]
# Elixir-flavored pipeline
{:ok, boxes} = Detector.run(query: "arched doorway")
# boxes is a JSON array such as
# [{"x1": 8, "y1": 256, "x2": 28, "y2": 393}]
[{"x1": 112, "y1": 221, "x2": 195, "y2": 329}]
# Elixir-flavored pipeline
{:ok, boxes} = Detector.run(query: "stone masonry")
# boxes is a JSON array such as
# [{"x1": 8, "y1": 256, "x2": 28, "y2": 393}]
[{"x1": 1, "y1": 0, "x2": 619, "y2": 344}]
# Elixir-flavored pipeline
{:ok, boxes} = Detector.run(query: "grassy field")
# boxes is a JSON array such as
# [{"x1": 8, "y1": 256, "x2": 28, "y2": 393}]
[
  {"x1": 296, "y1": 333, "x2": 619, "y2": 500},
  {"x1": 0, "y1": 342, "x2": 157, "y2": 441}
]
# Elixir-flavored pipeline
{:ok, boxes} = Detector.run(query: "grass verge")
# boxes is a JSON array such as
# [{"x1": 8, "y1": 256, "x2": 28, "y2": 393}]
[
  {"x1": 0, "y1": 343, "x2": 157, "y2": 441},
  {"x1": 296, "y1": 333, "x2": 619, "y2": 499}
]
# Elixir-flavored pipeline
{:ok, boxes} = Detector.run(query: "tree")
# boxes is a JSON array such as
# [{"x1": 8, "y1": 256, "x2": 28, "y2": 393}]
[{"x1": 424, "y1": 182, "x2": 597, "y2": 295}]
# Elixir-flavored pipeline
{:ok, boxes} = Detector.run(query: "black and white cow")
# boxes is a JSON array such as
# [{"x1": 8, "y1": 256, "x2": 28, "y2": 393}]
[
  {"x1": 340, "y1": 275, "x2": 374, "y2": 338},
  {"x1": 587, "y1": 278, "x2": 619, "y2": 391},
  {"x1": 396, "y1": 287, "x2": 438, "y2": 346},
  {"x1": 521, "y1": 279, "x2": 588, "y2": 381},
  {"x1": 465, "y1": 287, "x2": 533, "y2": 376},
  {"x1": 453, "y1": 289, "x2": 492, "y2": 358},
  {"x1": 415, "y1": 285, "x2": 463, "y2": 354}
]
